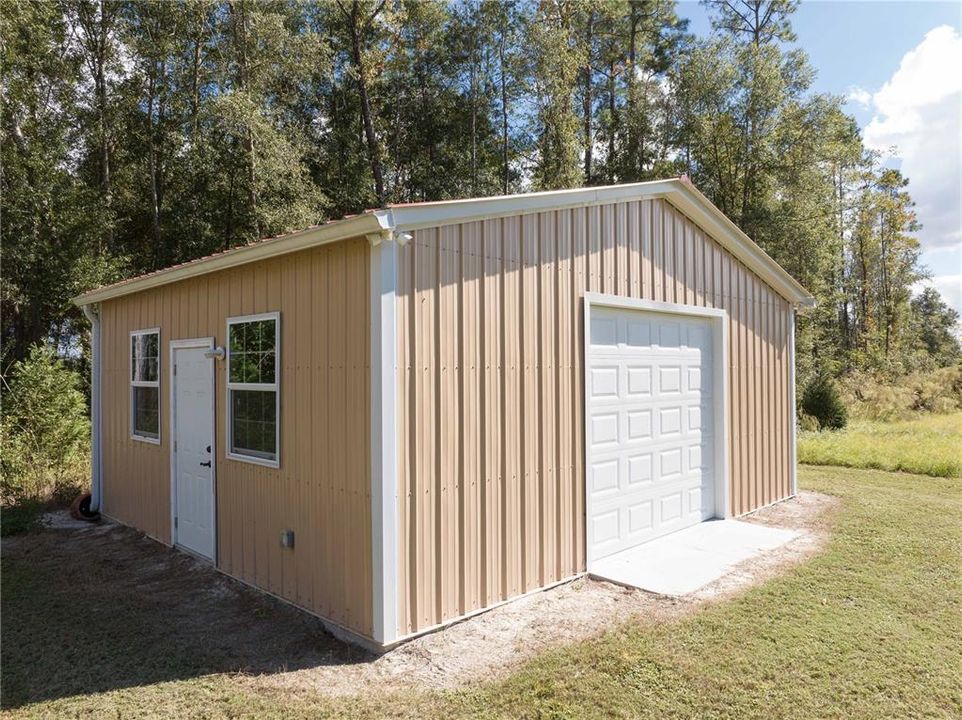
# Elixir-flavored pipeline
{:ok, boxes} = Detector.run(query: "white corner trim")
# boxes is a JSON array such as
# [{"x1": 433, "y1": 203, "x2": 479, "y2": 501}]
[
  {"x1": 583, "y1": 294, "x2": 731, "y2": 571},
  {"x1": 370, "y1": 238, "x2": 399, "y2": 645},
  {"x1": 788, "y1": 309, "x2": 798, "y2": 496}
]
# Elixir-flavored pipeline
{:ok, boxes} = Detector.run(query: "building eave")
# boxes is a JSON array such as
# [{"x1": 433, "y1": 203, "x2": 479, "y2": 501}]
[
  {"x1": 73, "y1": 178, "x2": 814, "y2": 308},
  {"x1": 72, "y1": 211, "x2": 392, "y2": 306}
]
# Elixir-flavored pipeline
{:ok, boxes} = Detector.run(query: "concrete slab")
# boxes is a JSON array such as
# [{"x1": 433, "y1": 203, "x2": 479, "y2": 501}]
[{"x1": 589, "y1": 519, "x2": 800, "y2": 596}]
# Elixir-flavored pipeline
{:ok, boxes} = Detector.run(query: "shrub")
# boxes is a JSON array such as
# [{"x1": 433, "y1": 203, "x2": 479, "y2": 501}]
[
  {"x1": 801, "y1": 374, "x2": 848, "y2": 430},
  {"x1": 1, "y1": 345, "x2": 90, "y2": 520},
  {"x1": 839, "y1": 365, "x2": 962, "y2": 421}
]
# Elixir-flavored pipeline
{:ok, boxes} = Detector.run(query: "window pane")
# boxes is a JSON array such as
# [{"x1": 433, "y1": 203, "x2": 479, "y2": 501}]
[
  {"x1": 229, "y1": 318, "x2": 276, "y2": 384},
  {"x1": 131, "y1": 332, "x2": 159, "y2": 382},
  {"x1": 133, "y1": 386, "x2": 159, "y2": 438},
  {"x1": 230, "y1": 389, "x2": 276, "y2": 460}
]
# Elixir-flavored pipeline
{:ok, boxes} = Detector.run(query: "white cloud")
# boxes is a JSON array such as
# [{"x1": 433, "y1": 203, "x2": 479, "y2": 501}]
[
  {"x1": 862, "y1": 25, "x2": 962, "y2": 267},
  {"x1": 846, "y1": 86, "x2": 872, "y2": 108}
]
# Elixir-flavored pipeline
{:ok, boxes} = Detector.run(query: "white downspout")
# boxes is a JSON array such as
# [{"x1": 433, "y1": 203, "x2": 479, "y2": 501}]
[
  {"x1": 82, "y1": 303, "x2": 103, "y2": 512},
  {"x1": 789, "y1": 307, "x2": 798, "y2": 497}
]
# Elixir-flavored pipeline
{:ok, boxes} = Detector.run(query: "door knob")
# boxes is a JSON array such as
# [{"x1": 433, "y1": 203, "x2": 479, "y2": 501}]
[{"x1": 200, "y1": 461, "x2": 211, "y2": 467}]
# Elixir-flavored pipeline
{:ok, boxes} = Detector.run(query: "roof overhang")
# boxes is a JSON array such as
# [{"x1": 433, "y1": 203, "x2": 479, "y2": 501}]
[{"x1": 73, "y1": 178, "x2": 815, "y2": 309}]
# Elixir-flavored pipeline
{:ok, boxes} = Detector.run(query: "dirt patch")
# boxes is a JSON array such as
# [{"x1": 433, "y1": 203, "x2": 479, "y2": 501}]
[
  {"x1": 2, "y1": 492, "x2": 839, "y2": 702},
  {"x1": 283, "y1": 490, "x2": 840, "y2": 696}
]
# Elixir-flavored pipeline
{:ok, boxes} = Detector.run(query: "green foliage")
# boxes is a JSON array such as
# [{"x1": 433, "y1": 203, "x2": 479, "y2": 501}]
[
  {"x1": 801, "y1": 373, "x2": 848, "y2": 430},
  {"x1": 1, "y1": 0, "x2": 953, "y2": 399},
  {"x1": 910, "y1": 288, "x2": 961, "y2": 366},
  {"x1": 530, "y1": 0, "x2": 583, "y2": 190},
  {"x1": 839, "y1": 366, "x2": 962, "y2": 421},
  {"x1": 1, "y1": 345, "x2": 90, "y2": 516}
]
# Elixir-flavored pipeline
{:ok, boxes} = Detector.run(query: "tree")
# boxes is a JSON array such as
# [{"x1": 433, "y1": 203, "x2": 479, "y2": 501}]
[
  {"x1": 910, "y1": 288, "x2": 961, "y2": 366},
  {"x1": 0, "y1": 0, "x2": 948, "y2": 389},
  {"x1": 529, "y1": 0, "x2": 583, "y2": 190},
  {"x1": 333, "y1": 0, "x2": 390, "y2": 205},
  {"x1": 1, "y1": 1, "x2": 122, "y2": 365}
]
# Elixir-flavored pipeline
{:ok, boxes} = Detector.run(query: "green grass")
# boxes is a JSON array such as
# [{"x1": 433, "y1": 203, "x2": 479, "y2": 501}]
[
  {"x1": 798, "y1": 412, "x2": 962, "y2": 477},
  {"x1": 3, "y1": 465, "x2": 961, "y2": 718}
]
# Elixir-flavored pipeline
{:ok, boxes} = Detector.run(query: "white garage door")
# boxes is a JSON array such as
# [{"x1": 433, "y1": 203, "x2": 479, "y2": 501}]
[{"x1": 587, "y1": 305, "x2": 717, "y2": 562}]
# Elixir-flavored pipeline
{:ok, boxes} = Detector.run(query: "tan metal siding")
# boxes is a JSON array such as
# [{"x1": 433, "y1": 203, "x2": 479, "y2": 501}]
[
  {"x1": 99, "y1": 238, "x2": 373, "y2": 639},
  {"x1": 396, "y1": 197, "x2": 795, "y2": 636}
]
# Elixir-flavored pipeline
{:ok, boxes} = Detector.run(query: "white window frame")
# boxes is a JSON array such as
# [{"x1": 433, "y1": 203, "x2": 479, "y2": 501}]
[
  {"x1": 226, "y1": 311, "x2": 280, "y2": 468},
  {"x1": 130, "y1": 327, "x2": 161, "y2": 444}
]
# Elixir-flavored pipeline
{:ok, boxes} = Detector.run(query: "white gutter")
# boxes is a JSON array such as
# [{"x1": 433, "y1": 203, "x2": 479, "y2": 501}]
[{"x1": 82, "y1": 303, "x2": 103, "y2": 511}]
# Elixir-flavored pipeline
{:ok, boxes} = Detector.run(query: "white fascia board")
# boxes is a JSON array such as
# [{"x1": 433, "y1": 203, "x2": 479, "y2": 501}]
[
  {"x1": 388, "y1": 179, "x2": 676, "y2": 232},
  {"x1": 389, "y1": 180, "x2": 813, "y2": 308},
  {"x1": 72, "y1": 212, "x2": 392, "y2": 306},
  {"x1": 73, "y1": 178, "x2": 814, "y2": 309},
  {"x1": 663, "y1": 184, "x2": 815, "y2": 308}
]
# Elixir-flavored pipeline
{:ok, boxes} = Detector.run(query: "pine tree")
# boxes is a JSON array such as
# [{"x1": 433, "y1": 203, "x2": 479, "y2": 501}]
[{"x1": 530, "y1": 0, "x2": 583, "y2": 190}]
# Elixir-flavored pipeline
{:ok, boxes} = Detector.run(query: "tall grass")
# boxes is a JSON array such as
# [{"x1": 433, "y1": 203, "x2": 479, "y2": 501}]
[{"x1": 798, "y1": 412, "x2": 962, "y2": 478}]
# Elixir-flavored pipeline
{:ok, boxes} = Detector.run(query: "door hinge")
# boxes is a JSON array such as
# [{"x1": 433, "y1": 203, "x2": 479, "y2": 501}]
[
  {"x1": 174, "y1": 517, "x2": 178, "y2": 528},
  {"x1": 173, "y1": 364, "x2": 177, "y2": 376},
  {"x1": 174, "y1": 440, "x2": 177, "y2": 451}
]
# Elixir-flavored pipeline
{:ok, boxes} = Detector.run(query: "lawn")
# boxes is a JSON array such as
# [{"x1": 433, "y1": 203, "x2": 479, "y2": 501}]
[
  {"x1": 798, "y1": 412, "x2": 962, "y2": 478},
  {"x1": 3, "y1": 463, "x2": 960, "y2": 719}
]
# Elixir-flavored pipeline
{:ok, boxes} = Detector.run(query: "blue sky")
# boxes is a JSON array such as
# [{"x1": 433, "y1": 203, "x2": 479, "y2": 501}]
[{"x1": 677, "y1": 1, "x2": 962, "y2": 314}]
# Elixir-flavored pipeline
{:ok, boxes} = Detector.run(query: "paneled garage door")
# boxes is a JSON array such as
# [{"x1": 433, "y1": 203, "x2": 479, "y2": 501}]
[{"x1": 587, "y1": 304, "x2": 717, "y2": 562}]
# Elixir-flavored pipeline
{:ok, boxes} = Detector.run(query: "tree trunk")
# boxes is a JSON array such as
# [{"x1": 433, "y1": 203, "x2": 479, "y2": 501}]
[
  {"x1": 581, "y1": 11, "x2": 594, "y2": 183},
  {"x1": 499, "y1": 17, "x2": 509, "y2": 195},
  {"x1": 626, "y1": 2, "x2": 639, "y2": 178},
  {"x1": 607, "y1": 63, "x2": 616, "y2": 183},
  {"x1": 147, "y1": 68, "x2": 162, "y2": 257},
  {"x1": 345, "y1": 1, "x2": 386, "y2": 205},
  {"x1": 470, "y1": 7, "x2": 478, "y2": 195},
  {"x1": 230, "y1": 1, "x2": 259, "y2": 237},
  {"x1": 96, "y1": 1, "x2": 112, "y2": 254}
]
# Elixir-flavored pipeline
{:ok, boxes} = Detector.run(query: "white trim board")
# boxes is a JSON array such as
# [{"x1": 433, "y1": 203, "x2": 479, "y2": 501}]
[
  {"x1": 130, "y1": 327, "x2": 161, "y2": 444},
  {"x1": 168, "y1": 336, "x2": 217, "y2": 563},
  {"x1": 225, "y1": 311, "x2": 281, "y2": 469},
  {"x1": 583, "y1": 293, "x2": 731, "y2": 571},
  {"x1": 74, "y1": 179, "x2": 814, "y2": 309},
  {"x1": 369, "y1": 237, "x2": 399, "y2": 645}
]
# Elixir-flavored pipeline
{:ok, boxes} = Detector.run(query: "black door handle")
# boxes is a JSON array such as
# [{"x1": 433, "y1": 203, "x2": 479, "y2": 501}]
[
  {"x1": 200, "y1": 461, "x2": 211, "y2": 467},
  {"x1": 206, "y1": 445, "x2": 211, "y2": 453}
]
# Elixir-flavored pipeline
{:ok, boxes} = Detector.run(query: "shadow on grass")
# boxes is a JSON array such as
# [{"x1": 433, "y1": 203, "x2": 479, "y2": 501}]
[{"x1": 0, "y1": 516, "x2": 373, "y2": 709}]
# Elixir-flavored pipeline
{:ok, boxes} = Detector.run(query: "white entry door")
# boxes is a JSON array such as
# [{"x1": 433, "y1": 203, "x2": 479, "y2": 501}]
[
  {"x1": 587, "y1": 303, "x2": 718, "y2": 563},
  {"x1": 171, "y1": 341, "x2": 215, "y2": 560}
]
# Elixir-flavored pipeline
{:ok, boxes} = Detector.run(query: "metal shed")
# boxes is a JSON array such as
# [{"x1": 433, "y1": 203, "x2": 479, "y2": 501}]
[{"x1": 74, "y1": 178, "x2": 814, "y2": 650}]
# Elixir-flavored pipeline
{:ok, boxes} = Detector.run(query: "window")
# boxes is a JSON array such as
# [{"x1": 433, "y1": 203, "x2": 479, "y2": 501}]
[
  {"x1": 130, "y1": 328, "x2": 160, "y2": 442},
  {"x1": 227, "y1": 312, "x2": 279, "y2": 466}
]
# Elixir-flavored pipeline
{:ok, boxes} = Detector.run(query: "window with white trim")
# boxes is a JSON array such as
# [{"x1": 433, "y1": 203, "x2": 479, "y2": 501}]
[
  {"x1": 227, "y1": 312, "x2": 279, "y2": 466},
  {"x1": 130, "y1": 329, "x2": 160, "y2": 442}
]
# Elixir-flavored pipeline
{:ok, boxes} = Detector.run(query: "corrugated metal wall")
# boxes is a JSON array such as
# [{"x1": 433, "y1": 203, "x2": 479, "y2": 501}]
[
  {"x1": 100, "y1": 238, "x2": 374, "y2": 638},
  {"x1": 395, "y1": 197, "x2": 793, "y2": 636}
]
